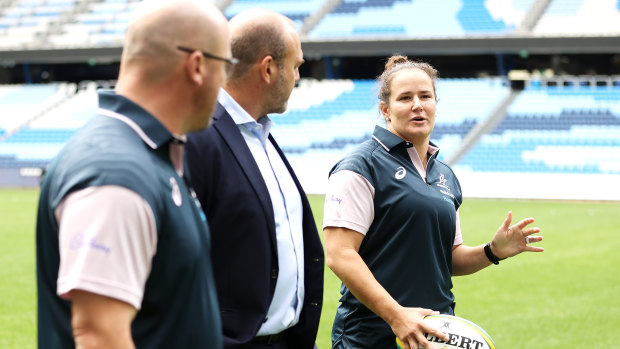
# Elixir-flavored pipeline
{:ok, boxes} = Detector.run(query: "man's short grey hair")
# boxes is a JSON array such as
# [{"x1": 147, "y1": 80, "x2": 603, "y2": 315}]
[{"x1": 229, "y1": 22, "x2": 288, "y2": 80}]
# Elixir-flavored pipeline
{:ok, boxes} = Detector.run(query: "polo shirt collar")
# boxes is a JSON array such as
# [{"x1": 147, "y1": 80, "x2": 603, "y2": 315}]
[
  {"x1": 372, "y1": 125, "x2": 439, "y2": 155},
  {"x1": 97, "y1": 90, "x2": 175, "y2": 149}
]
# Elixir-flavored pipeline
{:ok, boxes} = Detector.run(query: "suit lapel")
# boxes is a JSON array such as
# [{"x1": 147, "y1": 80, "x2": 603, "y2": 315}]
[
  {"x1": 213, "y1": 105, "x2": 278, "y2": 250},
  {"x1": 268, "y1": 133, "x2": 315, "y2": 227},
  {"x1": 268, "y1": 134, "x2": 304, "y2": 198}
]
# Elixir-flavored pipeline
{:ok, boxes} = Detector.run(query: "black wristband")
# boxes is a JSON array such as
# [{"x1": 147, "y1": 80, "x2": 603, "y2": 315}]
[{"x1": 484, "y1": 242, "x2": 505, "y2": 265}]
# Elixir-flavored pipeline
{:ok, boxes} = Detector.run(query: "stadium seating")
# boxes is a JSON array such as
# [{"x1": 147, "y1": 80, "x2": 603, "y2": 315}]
[
  {"x1": 533, "y1": 0, "x2": 620, "y2": 36},
  {"x1": 0, "y1": 82, "x2": 89, "y2": 168},
  {"x1": 1, "y1": 0, "x2": 619, "y2": 199},
  {"x1": 309, "y1": 0, "x2": 536, "y2": 38},
  {"x1": 456, "y1": 83, "x2": 620, "y2": 175},
  {"x1": 4, "y1": 76, "x2": 617, "y2": 176},
  {"x1": 223, "y1": 0, "x2": 324, "y2": 30},
  {"x1": 269, "y1": 77, "x2": 510, "y2": 192},
  {"x1": 2, "y1": 0, "x2": 620, "y2": 49},
  {"x1": 0, "y1": 83, "x2": 68, "y2": 135},
  {"x1": 0, "y1": 77, "x2": 510, "y2": 188},
  {"x1": 431, "y1": 77, "x2": 510, "y2": 161},
  {"x1": 273, "y1": 77, "x2": 509, "y2": 156},
  {"x1": 1, "y1": 75, "x2": 618, "y2": 198},
  {"x1": 0, "y1": 0, "x2": 141, "y2": 48}
]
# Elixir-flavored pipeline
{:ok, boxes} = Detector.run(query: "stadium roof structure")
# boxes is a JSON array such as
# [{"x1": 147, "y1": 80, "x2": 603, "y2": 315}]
[
  {"x1": 1, "y1": 35, "x2": 620, "y2": 64},
  {"x1": 300, "y1": 35, "x2": 620, "y2": 58}
]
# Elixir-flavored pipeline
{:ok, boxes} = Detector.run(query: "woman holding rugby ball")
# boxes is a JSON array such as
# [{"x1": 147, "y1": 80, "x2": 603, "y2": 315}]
[{"x1": 323, "y1": 55, "x2": 544, "y2": 349}]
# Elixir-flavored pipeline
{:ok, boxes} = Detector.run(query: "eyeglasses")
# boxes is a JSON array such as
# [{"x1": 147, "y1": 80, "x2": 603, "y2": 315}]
[{"x1": 177, "y1": 46, "x2": 239, "y2": 66}]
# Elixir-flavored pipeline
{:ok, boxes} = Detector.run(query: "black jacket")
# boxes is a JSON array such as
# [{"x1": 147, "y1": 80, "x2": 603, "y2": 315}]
[{"x1": 186, "y1": 103, "x2": 324, "y2": 349}]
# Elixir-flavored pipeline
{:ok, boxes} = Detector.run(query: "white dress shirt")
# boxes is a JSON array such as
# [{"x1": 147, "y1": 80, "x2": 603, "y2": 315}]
[{"x1": 218, "y1": 89, "x2": 305, "y2": 334}]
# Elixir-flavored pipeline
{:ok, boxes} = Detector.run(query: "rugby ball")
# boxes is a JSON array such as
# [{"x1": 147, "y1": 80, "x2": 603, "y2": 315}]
[{"x1": 395, "y1": 314, "x2": 495, "y2": 349}]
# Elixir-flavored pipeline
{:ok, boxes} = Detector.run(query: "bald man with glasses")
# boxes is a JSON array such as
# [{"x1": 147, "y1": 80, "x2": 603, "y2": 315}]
[{"x1": 36, "y1": 1, "x2": 232, "y2": 348}]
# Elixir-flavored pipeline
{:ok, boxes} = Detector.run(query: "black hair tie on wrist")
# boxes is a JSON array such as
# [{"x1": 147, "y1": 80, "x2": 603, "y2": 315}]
[{"x1": 484, "y1": 242, "x2": 505, "y2": 265}]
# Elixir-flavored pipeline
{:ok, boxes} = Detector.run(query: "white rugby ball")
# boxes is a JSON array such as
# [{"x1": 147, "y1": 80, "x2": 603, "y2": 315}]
[{"x1": 395, "y1": 314, "x2": 496, "y2": 349}]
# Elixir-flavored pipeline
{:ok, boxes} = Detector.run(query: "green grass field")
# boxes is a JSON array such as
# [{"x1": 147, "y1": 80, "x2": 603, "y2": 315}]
[{"x1": 2, "y1": 189, "x2": 619, "y2": 348}]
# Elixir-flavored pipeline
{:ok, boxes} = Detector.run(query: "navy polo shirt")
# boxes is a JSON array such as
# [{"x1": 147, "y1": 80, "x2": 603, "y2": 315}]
[
  {"x1": 329, "y1": 126, "x2": 463, "y2": 348},
  {"x1": 36, "y1": 91, "x2": 222, "y2": 348}
]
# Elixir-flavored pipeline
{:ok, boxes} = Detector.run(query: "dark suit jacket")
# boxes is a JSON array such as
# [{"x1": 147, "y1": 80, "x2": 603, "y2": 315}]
[{"x1": 186, "y1": 103, "x2": 324, "y2": 349}]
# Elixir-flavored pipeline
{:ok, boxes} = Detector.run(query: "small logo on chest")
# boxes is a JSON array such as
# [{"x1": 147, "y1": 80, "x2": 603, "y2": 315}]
[
  {"x1": 436, "y1": 173, "x2": 456, "y2": 200},
  {"x1": 437, "y1": 173, "x2": 450, "y2": 190},
  {"x1": 170, "y1": 177, "x2": 182, "y2": 206},
  {"x1": 395, "y1": 166, "x2": 406, "y2": 180}
]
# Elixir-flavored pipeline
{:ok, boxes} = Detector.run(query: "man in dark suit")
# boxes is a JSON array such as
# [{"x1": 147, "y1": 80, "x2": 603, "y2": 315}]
[{"x1": 186, "y1": 9, "x2": 324, "y2": 349}]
